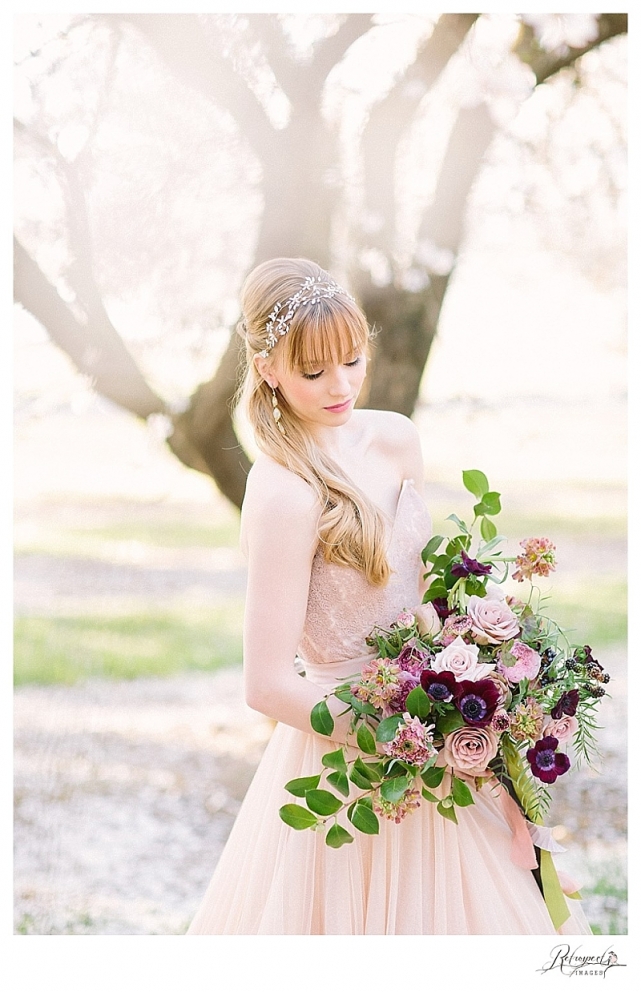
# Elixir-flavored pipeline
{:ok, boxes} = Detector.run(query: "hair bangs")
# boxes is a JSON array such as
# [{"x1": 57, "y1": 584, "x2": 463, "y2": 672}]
[{"x1": 282, "y1": 296, "x2": 369, "y2": 373}]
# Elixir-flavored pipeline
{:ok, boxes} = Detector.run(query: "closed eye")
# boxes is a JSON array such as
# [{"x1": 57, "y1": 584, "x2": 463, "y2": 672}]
[{"x1": 301, "y1": 357, "x2": 361, "y2": 380}]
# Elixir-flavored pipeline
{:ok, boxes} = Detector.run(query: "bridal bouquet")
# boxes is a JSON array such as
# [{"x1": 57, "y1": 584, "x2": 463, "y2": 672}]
[{"x1": 279, "y1": 470, "x2": 608, "y2": 876}]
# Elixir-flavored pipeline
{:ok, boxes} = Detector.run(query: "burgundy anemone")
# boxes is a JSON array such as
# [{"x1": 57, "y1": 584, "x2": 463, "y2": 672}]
[
  {"x1": 454, "y1": 678, "x2": 500, "y2": 727},
  {"x1": 526, "y1": 736, "x2": 571, "y2": 784},
  {"x1": 450, "y1": 550, "x2": 492, "y2": 578},
  {"x1": 551, "y1": 689, "x2": 579, "y2": 720},
  {"x1": 420, "y1": 669, "x2": 460, "y2": 704}
]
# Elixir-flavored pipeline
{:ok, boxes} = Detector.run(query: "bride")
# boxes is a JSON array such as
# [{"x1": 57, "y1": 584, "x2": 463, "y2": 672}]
[{"x1": 186, "y1": 256, "x2": 591, "y2": 935}]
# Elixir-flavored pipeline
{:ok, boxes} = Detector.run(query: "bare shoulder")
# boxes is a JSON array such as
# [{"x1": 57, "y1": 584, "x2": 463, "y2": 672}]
[
  {"x1": 355, "y1": 409, "x2": 424, "y2": 481},
  {"x1": 240, "y1": 454, "x2": 321, "y2": 555}
]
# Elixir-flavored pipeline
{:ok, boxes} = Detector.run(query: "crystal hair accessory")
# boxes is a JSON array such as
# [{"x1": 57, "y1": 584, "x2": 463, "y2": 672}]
[{"x1": 257, "y1": 275, "x2": 356, "y2": 358}]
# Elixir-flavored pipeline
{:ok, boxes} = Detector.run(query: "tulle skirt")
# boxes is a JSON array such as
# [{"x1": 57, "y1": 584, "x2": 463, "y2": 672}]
[{"x1": 186, "y1": 720, "x2": 592, "y2": 935}]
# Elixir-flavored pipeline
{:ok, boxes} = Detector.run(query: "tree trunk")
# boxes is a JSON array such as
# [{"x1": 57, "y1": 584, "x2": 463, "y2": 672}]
[{"x1": 357, "y1": 277, "x2": 449, "y2": 416}]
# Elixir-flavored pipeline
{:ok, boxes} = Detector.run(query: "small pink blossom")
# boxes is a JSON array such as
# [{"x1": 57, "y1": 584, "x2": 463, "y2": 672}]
[
  {"x1": 490, "y1": 709, "x2": 511, "y2": 734},
  {"x1": 372, "y1": 788, "x2": 422, "y2": 823},
  {"x1": 439, "y1": 614, "x2": 473, "y2": 647},
  {"x1": 513, "y1": 537, "x2": 556, "y2": 583},
  {"x1": 510, "y1": 697, "x2": 544, "y2": 742},
  {"x1": 352, "y1": 659, "x2": 402, "y2": 711},
  {"x1": 497, "y1": 640, "x2": 542, "y2": 684},
  {"x1": 542, "y1": 713, "x2": 579, "y2": 743},
  {"x1": 394, "y1": 610, "x2": 416, "y2": 629},
  {"x1": 383, "y1": 713, "x2": 437, "y2": 765}
]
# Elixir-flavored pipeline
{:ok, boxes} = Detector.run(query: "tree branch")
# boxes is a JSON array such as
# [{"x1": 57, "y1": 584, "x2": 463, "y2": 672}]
[
  {"x1": 14, "y1": 237, "x2": 166, "y2": 419},
  {"x1": 359, "y1": 14, "x2": 480, "y2": 254},
  {"x1": 104, "y1": 13, "x2": 276, "y2": 157},
  {"x1": 515, "y1": 13, "x2": 628, "y2": 85}
]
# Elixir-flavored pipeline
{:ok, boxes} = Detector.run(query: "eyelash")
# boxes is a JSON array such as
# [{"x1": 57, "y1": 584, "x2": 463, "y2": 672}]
[{"x1": 302, "y1": 357, "x2": 361, "y2": 381}]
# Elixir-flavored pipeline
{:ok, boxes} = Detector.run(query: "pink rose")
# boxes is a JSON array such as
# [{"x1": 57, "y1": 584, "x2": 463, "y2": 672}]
[
  {"x1": 415, "y1": 602, "x2": 442, "y2": 638},
  {"x1": 497, "y1": 640, "x2": 541, "y2": 683},
  {"x1": 542, "y1": 714, "x2": 579, "y2": 743},
  {"x1": 432, "y1": 635, "x2": 494, "y2": 682},
  {"x1": 467, "y1": 587, "x2": 520, "y2": 645},
  {"x1": 394, "y1": 610, "x2": 415, "y2": 628},
  {"x1": 441, "y1": 725, "x2": 499, "y2": 776}
]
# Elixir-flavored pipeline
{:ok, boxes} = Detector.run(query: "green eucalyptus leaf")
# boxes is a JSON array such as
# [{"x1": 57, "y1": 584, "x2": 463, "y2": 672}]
[
  {"x1": 421, "y1": 535, "x2": 445, "y2": 564},
  {"x1": 284, "y1": 774, "x2": 322, "y2": 797},
  {"x1": 375, "y1": 713, "x2": 405, "y2": 742},
  {"x1": 356, "y1": 723, "x2": 378, "y2": 755},
  {"x1": 353, "y1": 756, "x2": 381, "y2": 783},
  {"x1": 350, "y1": 802, "x2": 380, "y2": 835},
  {"x1": 310, "y1": 699, "x2": 334, "y2": 737},
  {"x1": 405, "y1": 685, "x2": 431, "y2": 720},
  {"x1": 305, "y1": 789, "x2": 343, "y2": 816},
  {"x1": 334, "y1": 688, "x2": 357, "y2": 705},
  {"x1": 451, "y1": 776, "x2": 475, "y2": 807},
  {"x1": 279, "y1": 804, "x2": 319, "y2": 830},
  {"x1": 480, "y1": 516, "x2": 497, "y2": 541},
  {"x1": 325, "y1": 824, "x2": 354, "y2": 848},
  {"x1": 436, "y1": 710, "x2": 465, "y2": 735},
  {"x1": 462, "y1": 470, "x2": 489, "y2": 499},
  {"x1": 326, "y1": 770, "x2": 350, "y2": 797},
  {"x1": 349, "y1": 764, "x2": 374, "y2": 791},
  {"x1": 446, "y1": 513, "x2": 471, "y2": 535},
  {"x1": 421, "y1": 764, "x2": 446, "y2": 789},
  {"x1": 421, "y1": 787, "x2": 440, "y2": 803},
  {"x1": 437, "y1": 800, "x2": 458, "y2": 824},
  {"x1": 380, "y1": 774, "x2": 412, "y2": 802},
  {"x1": 321, "y1": 747, "x2": 348, "y2": 773},
  {"x1": 423, "y1": 582, "x2": 448, "y2": 603},
  {"x1": 474, "y1": 492, "x2": 502, "y2": 517}
]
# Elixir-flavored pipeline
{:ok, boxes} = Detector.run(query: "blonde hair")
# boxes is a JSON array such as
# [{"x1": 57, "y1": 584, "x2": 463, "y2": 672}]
[{"x1": 235, "y1": 257, "x2": 391, "y2": 586}]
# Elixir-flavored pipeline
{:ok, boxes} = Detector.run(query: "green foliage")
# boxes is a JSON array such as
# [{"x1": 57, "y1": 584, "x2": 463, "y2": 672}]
[
  {"x1": 310, "y1": 699, "x2": 334, "y2": 737},
  {"x1": 279, "y1": 804, "x2": 319, "y2": 829},
  {"x1": 284, "y1": 774, "x2": 321, "y2": 797},
  {"x1": 305, "y1": 789, "x2": 343, "y2": 816},
  {"x1": 325, "y1": 824, "x2": 354, "y2": 848}
]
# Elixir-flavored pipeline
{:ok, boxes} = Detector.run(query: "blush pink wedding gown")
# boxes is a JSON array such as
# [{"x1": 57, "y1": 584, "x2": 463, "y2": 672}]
[{"x1": 186, "y1": 479, "x2": 592, "y2": 935}]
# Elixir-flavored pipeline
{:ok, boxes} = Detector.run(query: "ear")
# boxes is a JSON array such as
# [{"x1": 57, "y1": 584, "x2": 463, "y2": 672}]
[{"x1": 253, "y1": 353, "x2": 277, "y2": 389}]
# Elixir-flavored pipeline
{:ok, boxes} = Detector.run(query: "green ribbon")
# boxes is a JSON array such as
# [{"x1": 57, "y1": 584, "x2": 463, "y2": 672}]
[
  {"x1": 502, "y1": 738, "x2": 573, "y2": 931},
  {"x1": 540, "y1": 848, "x2": 571, "y2": 930}
]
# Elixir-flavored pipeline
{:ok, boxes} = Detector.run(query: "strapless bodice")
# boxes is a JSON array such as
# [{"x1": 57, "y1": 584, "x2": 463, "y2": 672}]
[{"x1": 298, "y1": 479, "x2": 432, "y2": 686}]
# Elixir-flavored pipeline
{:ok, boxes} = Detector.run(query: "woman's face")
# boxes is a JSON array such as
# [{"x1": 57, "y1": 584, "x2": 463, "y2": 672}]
[{"x1": 258, "y1": 348, "x2": 368, "y2": 430}]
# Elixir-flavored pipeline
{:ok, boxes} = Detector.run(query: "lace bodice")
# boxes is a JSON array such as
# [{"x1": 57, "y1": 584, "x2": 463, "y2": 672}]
[{"x1": 298, "y1": 479, "x2": 432, "y2": 678}]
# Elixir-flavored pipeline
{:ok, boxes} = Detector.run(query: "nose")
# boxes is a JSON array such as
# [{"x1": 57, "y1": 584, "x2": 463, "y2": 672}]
[{"x1": 327, "y1": 365, "x2": 351, "y2": 396}]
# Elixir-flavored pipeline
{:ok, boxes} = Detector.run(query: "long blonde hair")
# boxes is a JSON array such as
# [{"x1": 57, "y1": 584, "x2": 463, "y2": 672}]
[{"x1": 235, "y1": 257, "x2": 391, "y2": 586}]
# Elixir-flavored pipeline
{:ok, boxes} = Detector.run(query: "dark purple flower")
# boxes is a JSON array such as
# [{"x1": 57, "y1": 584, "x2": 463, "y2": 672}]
[
  {"x1": 454, "y1": 678, "x2": 500, "y2": 727},
  {"x1": 420, "y1": 669, "x2": 460, "y2": 704},
  {"x1": 551, "y1": 689, "x2": 579, "y2": 720},
  {"x1": 527, "y1": 736, "x2": 571, "y2": 784},
  {"x1": 431, "y1": 598, "x2": 455, "y2": 621},
  {"x1": 396, "y1": 640, "x2": 433, "y2": 677},
  {"x1": 450, "y1": 549, "x2": 492, "y2": 578},
  {"x1": 386, "y1": 673, "x2": 420, "y2": 715}
]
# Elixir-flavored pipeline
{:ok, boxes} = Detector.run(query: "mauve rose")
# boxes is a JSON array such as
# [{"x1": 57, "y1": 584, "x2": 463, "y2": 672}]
[
  {"x1": 484, "y1": 670, "x2": 511, "y2": 707},
  {"x1": 432, "y1": 635, "x2": 494, "y2": 682},
  {"x1": 467, "y1": 588, "x2": 520, "y2": 645},
  {"x1": 542, "y1": 714, "x2": 579, "y2": 743},
  {"x1": 441, "y1": 725, "x2": 499, "y2": 776},
  {"x1": 415, "y1": 602, "x2": 442, "y2": 638}
]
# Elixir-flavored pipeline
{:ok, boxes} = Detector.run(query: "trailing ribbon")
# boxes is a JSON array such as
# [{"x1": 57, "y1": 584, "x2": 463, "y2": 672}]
[{"x1": 499, "y1": 738, "x2": 572, "y2": 931}]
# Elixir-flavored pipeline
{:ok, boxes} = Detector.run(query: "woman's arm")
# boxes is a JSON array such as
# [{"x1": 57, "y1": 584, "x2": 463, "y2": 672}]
[{"x1": 241, "y1": 459, "x2": 356, "y2": 745}]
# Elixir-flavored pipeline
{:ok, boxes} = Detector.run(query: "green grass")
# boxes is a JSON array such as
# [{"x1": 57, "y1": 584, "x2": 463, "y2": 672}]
[
  {"x1": 538, "y1": 578, "x2": 627, "y2": 652},
  {"x1": 582, "y1": 858, "x2": 628, "y2": 935},
  {"x1": 15, "y1": 518, "x2": 241, "y2": 559},
  {"x1": 14, "y1": 606, "x2": 244, "y2": 685}
]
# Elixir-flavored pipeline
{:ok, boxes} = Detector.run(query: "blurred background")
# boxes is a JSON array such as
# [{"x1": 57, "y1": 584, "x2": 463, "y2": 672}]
[{"x1": 14, "y1": 12, "x2": 626, "y2": 935}]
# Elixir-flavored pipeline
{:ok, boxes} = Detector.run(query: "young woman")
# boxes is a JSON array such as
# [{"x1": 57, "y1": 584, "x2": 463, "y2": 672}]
[{"x1": 186, "y1": 257, "x2": 591, "y2": 935}]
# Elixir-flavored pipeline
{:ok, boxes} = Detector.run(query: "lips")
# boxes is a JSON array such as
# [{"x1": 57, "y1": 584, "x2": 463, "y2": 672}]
[{"x1": 324, "y1": 398, "x2": 352, "y2": 412}]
